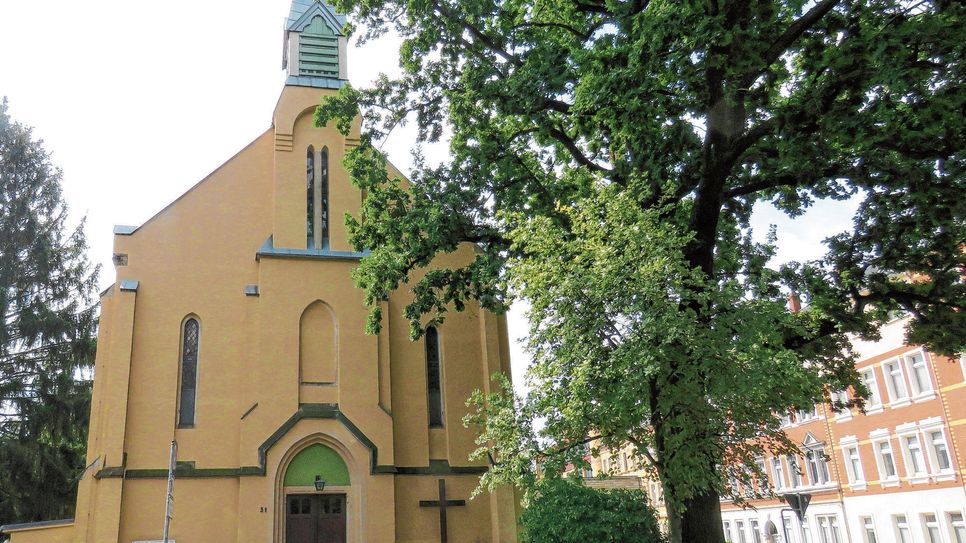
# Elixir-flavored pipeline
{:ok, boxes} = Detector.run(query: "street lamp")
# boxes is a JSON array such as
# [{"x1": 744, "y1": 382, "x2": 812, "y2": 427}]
[{"x1": 314, "y1": 475, "x2": 326, "y2": 492}]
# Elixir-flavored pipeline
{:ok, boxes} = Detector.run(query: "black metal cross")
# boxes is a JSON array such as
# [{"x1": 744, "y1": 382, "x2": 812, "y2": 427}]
[{"x1": 419, "y1": 479, "x2": 466, "y2": 543}]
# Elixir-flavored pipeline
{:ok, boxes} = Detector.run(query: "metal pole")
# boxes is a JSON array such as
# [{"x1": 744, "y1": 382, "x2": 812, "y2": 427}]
[
  {"x1": 779, "y1": 508, "x2": 793, "y2": 543},
  {"x1": 162, "y1": 440, "x2": 177, "y2": 543}
]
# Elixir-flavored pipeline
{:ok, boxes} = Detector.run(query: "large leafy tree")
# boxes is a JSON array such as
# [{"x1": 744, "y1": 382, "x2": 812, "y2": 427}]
[
  {"x1": 317, "y1": 1, "x2": 965, "y2": 541},
  {"x1": 0, "y1": 98, "x2": 98, "y2": 525}
]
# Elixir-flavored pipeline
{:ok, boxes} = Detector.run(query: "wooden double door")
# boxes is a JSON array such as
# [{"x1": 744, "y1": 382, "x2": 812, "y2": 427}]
[{"x1": 286, "y1": 494, "x2": 347, "y2": 543}]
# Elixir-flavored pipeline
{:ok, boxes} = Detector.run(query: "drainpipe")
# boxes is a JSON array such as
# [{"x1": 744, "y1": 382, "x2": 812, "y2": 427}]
[{"x1": 820, "y1": 402, "x2": 855, "y2": 543}]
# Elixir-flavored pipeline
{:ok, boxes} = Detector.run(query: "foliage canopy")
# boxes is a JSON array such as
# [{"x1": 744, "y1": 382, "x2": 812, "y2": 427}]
[
  {"x1": 317, "y1": 1, "x2": 965, "y2": 541},
  {"x1": 519, "y1": 477, "x2": 664, "y2": 543}
]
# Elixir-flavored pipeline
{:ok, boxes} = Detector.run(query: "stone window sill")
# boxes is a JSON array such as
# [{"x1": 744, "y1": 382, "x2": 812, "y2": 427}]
[
  {"x1": 879, "y1": 477, "x2": 901, "y2": 488},
  {"x1": 907, "y1": 474, "x2": 930, "y2": 485}
]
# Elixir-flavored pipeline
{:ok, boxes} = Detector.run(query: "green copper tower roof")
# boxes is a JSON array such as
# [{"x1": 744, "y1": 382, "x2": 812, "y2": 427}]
[
  {"x1": 284, "y1": 0, "x2": 347, "y2": 88},
  {"x1": 287, "y1": 0, "x2": 346, "y2": 32}
]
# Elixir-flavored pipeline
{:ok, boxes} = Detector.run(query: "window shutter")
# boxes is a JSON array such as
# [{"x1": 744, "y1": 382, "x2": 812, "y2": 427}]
[{"x1": 299, "y1": 17, "x2": 339, "y2": 77}]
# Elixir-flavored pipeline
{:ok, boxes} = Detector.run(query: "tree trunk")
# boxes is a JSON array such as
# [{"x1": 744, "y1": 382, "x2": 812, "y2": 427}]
[
  {"x1": 666, "y1": 506, "x2": 684, "y2": 543},
  {"x1": 681, "y1": 490, "x2": 725, "y2": 543}
]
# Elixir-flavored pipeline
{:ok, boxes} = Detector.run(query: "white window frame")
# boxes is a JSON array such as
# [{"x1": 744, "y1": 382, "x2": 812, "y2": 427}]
[
  {"x1": 860, "y1": 516, "x2": 878, "y2": 543},
  {"x1": 948, "y1": 511, "x2": 965, "y2": 543},
  {"x1": 652, "y1": 481, "x2": 665, "y2": 505},
  {"x1": 788, "y1": 454, "x2": 803, "y2": 488},
  {"x1": 797, "y1": 405, "x2": 820, "y2": 423},
  {"x1": 870, "y1": 430, "x2": 900, "y2": 487},
  {"x1": 894, "y1": 515, "x2": 912, "y2": 543},
  {"x1": 840, "y1": 436, "x2": 866, "y2": 490},
  {"x1": 803, "y1": 436, "x2": 831, "y2": 487},
  {"x1": 897, "y1": 423, "x2": 929, "y2": 483},
  {"x1": 923, "y1": 513, "x2": 943, "y2": 543},
  {"x1": 743, "y1": 466, "x2": 756, "y2": 498},
  {"x1": 750, "y1": 519, "x2": 763, "y2": 543},
  {"x1": 829, "y1": 390, "x2": 852, "y2": 421},
  {"x1": 882, "y1": 358, "x2": 911, "y2": 407},
  {"x1": 724, "y1": 521, "x2": 733, "y2": 542},
  {"x1": 859, "y1": 367, "x2": 883, "y2": 414},
  {"x1": 735, "y1": 519, "x2": 748, "y2": 543},
  {"x1": 802, "y1": 520, "x2": 812, "y2": 543},
  {"x1": 772, "y1": 456, "x2": 786, "y2": 490},
  {"x1": 816, "y1": 514, "x2": 843, "y2": 543},
  {"x1": 753, "y1": 456, "x2": 767, "y2": 494},
  {"x1": 903, "y1": 349, "x2": 936, "y2": 400},
  {"x1": 920, "y1": 418, "x2": 956, "y2": 481}
]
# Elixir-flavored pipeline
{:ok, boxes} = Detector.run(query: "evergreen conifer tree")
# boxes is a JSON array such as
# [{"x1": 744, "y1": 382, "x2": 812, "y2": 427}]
[{"x1": 0, "y1": 98, "x2": 98, "y2": 526}]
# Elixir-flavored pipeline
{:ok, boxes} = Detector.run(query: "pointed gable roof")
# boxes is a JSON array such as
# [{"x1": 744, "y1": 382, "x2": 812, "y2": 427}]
[
  {"x1": 802, "y1": 432, "x2": 824, "y2": 447},
  {"x1": 287, "y1": 0, "x2": 346, "y2": 33}
]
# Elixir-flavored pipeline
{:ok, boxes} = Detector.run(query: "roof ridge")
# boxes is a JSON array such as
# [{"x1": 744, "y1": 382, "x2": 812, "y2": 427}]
[{"x1": 287, "y1": 0, "x2": 346, "y2": 31}]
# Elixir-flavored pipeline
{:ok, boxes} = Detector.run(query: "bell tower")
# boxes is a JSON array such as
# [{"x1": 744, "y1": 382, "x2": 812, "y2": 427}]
[
  {"x1": 283, "y1": 0, "x2": 348, "y2": 87},
  {"x1": 269, "y1": 1, "x2": 361, "y2": 253}
]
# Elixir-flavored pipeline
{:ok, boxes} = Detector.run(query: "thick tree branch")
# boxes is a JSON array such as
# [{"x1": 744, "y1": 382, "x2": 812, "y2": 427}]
[
  {"x1": 573, "y1": 0, "x2": 611, "y2": 15},
  {"x1": 432, "y1": 1, "x2": 523, "y2": 67},
  {"x1": 723, "y1": 164, "x2": 853, "y2": 198},
  {"x1": 628, "y1": 435, "x2": 661, "y2": 471},
  {"x1": 512, "y1": 21, "x2": 592, "y2": 41},
  {"x1": 740, "y1": 0, "x2": 844, "y2": 89},
  {"x1": 535, "y1": 433, "x2": 606, "y2": 461},
  {"x1": 547, "y1": 126, "x2": 611, "y2": 173}
]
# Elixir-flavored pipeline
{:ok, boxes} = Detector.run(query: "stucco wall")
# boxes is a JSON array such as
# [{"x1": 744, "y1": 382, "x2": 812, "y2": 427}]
[
  {"x1": 6, "y1": 523, "x2": 73, "y2": 543},
  {"x1": 58, "y1": 78, "x2": 519, "y2": 543}
]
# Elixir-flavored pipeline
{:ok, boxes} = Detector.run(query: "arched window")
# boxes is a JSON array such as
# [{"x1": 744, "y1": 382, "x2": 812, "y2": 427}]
[
  {"x1": 319, "y1": 147, "x2": 329, "y2": 249},
  {"x1": 306, "y1": 146, "x2": 315, "y2": 247},
  {"x1": 425, "y1": 326, "x2": 443, "y2": 427},
  {"x1": 178, "y1": 318, "x2": 200, "y2": 428}
]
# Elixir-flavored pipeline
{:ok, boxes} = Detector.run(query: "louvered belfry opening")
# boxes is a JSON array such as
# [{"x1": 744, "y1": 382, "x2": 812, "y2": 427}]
[{"x1": 299, "y1": 16, "x2": 339, "y2": 78}]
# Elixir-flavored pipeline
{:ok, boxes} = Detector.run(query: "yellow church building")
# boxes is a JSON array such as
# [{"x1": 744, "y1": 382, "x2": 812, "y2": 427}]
[{"x1": 0, "y1": 2, "x2": 518, "y2": 542}]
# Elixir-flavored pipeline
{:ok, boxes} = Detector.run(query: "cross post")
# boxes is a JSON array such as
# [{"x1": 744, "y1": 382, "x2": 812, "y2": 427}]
[{"x1": 418, "y1": 478, "x2": 466, "y2": 543}]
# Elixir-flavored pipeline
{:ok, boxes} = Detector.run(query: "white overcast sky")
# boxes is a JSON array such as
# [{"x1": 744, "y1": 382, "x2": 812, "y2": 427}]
[{"x1": 0, "y1": 0, "x2": 857, "y2": 390}]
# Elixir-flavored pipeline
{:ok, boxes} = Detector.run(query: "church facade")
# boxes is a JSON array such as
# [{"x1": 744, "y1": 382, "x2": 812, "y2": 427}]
[{"x1": 0, "y1": 2, "x2": 518, "y2": 542}]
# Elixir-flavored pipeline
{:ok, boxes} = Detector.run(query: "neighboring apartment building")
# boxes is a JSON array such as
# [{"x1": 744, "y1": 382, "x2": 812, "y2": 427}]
[{"x1": 583, "y1": 316, "x2": 966, "y2": 543}]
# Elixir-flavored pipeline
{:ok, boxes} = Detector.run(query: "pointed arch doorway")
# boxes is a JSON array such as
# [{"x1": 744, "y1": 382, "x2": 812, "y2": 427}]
[{"x1": 281, "y1": 443, "x2": 350, "y2": 543}]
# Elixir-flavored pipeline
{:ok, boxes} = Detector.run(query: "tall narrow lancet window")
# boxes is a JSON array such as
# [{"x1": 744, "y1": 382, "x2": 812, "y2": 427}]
[
  {"x1": 319, "y1": 147, "x2": 330, "y2": 249},
  {"x1": 306, "y1": 146, "x2": 315, "y2": 247},
  {"x1": 426, "y1": 326, "x2": 443, "y2": 427},
  {"x1": 178, "y1": 318, "x2": 200, "y2": 428}
]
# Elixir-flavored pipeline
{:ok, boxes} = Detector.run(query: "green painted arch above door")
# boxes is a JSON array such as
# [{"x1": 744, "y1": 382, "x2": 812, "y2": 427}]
[{"x1": 283, "y1": 444, "x2": 350, "y2": 486}]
